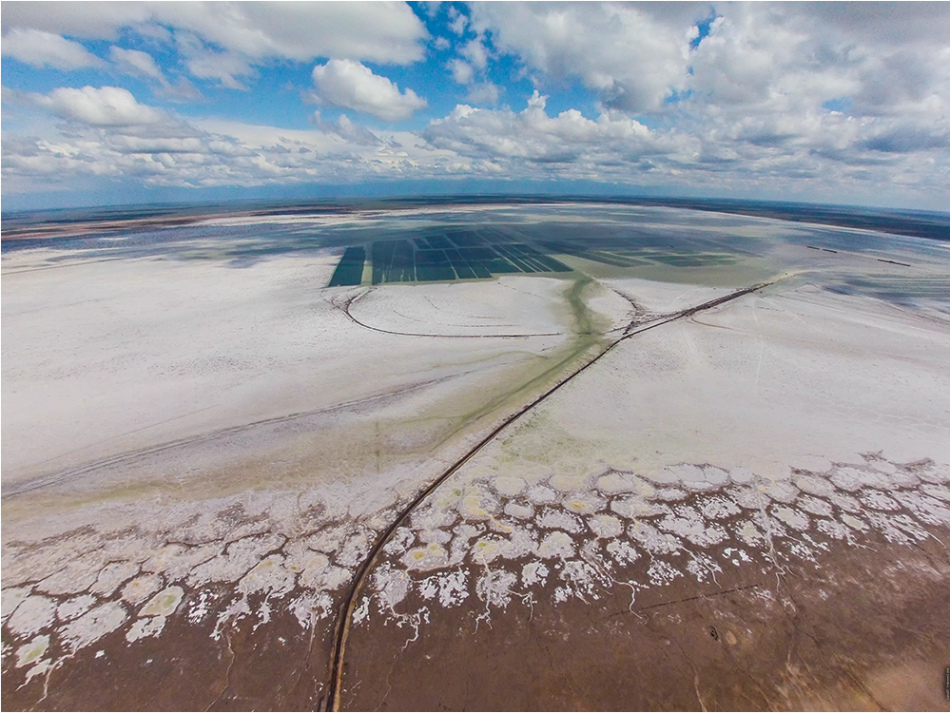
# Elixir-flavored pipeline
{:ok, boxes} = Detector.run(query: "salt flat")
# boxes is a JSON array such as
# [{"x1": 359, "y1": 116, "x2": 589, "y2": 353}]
[
  {"x1": 1, "y1": 250, "x2": 572, "y2": 492},
  {"x1": 2, "y1": 201, "x2": 949, "y2": 710}
]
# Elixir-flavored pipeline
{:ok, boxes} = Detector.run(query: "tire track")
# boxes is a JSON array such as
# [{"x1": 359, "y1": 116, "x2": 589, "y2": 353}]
[
  {"x1": 2, "y1": 372, "x2": 477, "y2": 500},
  {"x1": 322, "y1": 279, "x2": 775, "y2": 711}
]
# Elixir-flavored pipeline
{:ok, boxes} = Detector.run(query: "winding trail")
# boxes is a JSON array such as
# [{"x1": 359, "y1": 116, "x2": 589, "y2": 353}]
[{"x1": 321, "y1": 278, "x2": 777, "y2": 711}]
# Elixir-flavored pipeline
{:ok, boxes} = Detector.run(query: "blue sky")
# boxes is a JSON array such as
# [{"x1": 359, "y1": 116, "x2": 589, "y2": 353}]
[{"x1": 2, "y1": 1, "x2": 949, "y2": 211}]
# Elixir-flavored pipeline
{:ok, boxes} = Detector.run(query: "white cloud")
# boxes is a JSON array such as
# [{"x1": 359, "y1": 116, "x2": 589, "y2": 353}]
[
  {"x1": 4, "y1": 4, "x2": 950, "y2": 207},
  {"x1": 311, "y1": 111, "x2": 382, "y2": 146},
  {"x1": 469, "y1": 3, "x2": 699, "y2": 113},
  {"x1": 447, "y1": 7, "x2": 468, "y2": 37},
  {"x1": 1, "y1": 28, "x2": 104, "y2": 70},
  {"x1": 155, "y1": 77, "x2": 205, "y2": 103},
  {"x1": 0, "y1": 3, "x2": 151, "y2": 40},
  {"x1": 460, "y1": 39, "x2": 489, "y2": 71},
  {"x1": 35, "y1": 86, "x2": 166, "y2": 126},
  {"x1": 423, "y1": 92, "x2": 667, "y2": 167},
  {"x1": 448, "y1": 59, "x2": 474, "y2": 85},
  {"x1": 5, "y1": 82, "x2": 949, "y2": 207},
  {"x1": 311, "y1": 59, "x2": 427, "y2": 121},
  {"x1": 1, "y1": 1, "x2": 428, "y2": 64},
  {"x1": 466, "y1": 82, "x2": 501, "y2": 107},
  {"x1": 176, "y1": 32, "x2": 255, "y2": 91},
  {"x1": 109, "y1": 47, "x2": 165, "y2": 82}
]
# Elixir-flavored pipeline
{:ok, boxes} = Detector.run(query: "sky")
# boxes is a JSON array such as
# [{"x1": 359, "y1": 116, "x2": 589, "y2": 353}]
[{"x1": 2, "y1": 1, "x2": 949, "y2": 212}]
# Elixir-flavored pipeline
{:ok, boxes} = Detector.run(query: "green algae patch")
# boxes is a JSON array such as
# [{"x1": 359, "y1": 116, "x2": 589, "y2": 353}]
[{"x1": 139, "y1": 586, "x2": 184, "y2": 618}]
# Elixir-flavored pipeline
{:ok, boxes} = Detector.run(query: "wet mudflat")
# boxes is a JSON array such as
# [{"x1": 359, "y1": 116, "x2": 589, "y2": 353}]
[{"x1": 345, "y1": 526, "x2": 949, "y2": 711}]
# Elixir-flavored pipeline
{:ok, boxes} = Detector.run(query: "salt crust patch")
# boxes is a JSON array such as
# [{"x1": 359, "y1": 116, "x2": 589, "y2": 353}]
[
  {"x1": 470, "y1": 538, "x2": 505, "y2": 565},
  {"x1": 92, "y1": 561, "x2": 140, "y2": 597},
  {"x1": 404, "y1": 544, "x2": 449, "y2": 572},
  {"x1": 588, "y1": 514, "x2": 624, "y2": 539},
  {"x1": 6, "y1": 596, "x2": 58, "y2": 637},
  {"x1": 795, "y1": 474, "x2": 837, "y2": 497},
  {"x1": 761, "y1": 481, "x2": 799, "y2": 504},
  {"x1": 537, "y1": 509, "x2": 583, "y2": 533},
  {"x1": 610, "y1": 497, "x2": 669, "y2": 519},
  {"x1": 1, "y1": 587, "x2": 32, "y2": 621},
  {"x1": 36, "y1": 556, "x2": 102, "y2": 596},
  {"x1": 504, "y1": 502, "x2": 535, "y2": 519},
  {"x1": 522, "y1": 562, "x2": 549, "y2": 587},
  {"x1": 860, "y1": 491, "x2": 900, "y2": 512},
  {"x1": 564, "y1": 493, "x2": 605, "y2": 514},
  {"x1": 922, "y1": 484, "x2": 950, "y2": 502},
  {"x1": 550, "y1": 472, "x2": 592, "y2": 493},
  {"x1": 771, "y1": 506, "x2": 810, "y2": 532},
  {"x1": 658, "y1": 510, "x2": 728, "y2": 547},
  {"x1": 350, "y1": 276, "x2": 567, "y2": 337},
  {"x1": 411, "y1": 506, "x2": 457, "y2": 531},
  {"x1": 418, "y1": 528, "x2": 451, "y2": 545},
  {"x1": 538, "y1": 531, "x2": 575, "y2": 559},
  {"x1": 121, "y1": 575, "x2": 164, "y2": 606},
  {"x1": 628, "y1": 522, "x2": 680, "y2": 555},
  {"x1": 699, "y1": 496, "x2": 741, "y2": 520},
  {"x1": 526, "y1": 484, "x2": 559, "y2": 504},
  {"x1": 798, "y1": 495, "x2": 834, "y2": 518},
  {"x1": 15, "y1": 635, "x2": 49, "y2": 668},
  {"x1": 730, "y1": 467, "x2": 756, "y2": 484},
  {"x1": 126, "y1": 616, "x2": 167, "y2": 643},
  {"x1": 654, "y1": 487, "x2": 688, "y2": 501},
  {"x1": 493, "y1": 476, "x2": 526, "y2": 497},
  {"x1": 59, "y1": 601, "x2": 127, "y2": 652},
  {"x1": 57, "y1": 594, "x2": 97, "y2": 622},
  {"x1": 596, "y1": 472, "x2": 643, "y2": 494},
  {"x1": 239, "y1": 557, "x2": 295, "y2": 597}
]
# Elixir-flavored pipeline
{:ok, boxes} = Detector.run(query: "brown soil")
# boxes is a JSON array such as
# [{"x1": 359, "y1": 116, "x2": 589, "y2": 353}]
[
  {"x1": 340, "y1": 527, "x2": 950, "y2": 711},
  {"x1": 1, "y1": 591, "x2": 336, "y2": 712}
]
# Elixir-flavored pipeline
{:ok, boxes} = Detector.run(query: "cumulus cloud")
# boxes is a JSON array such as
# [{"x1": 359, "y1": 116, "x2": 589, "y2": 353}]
[
  {"x1": 34, "y1": 86, "x2": 166, "y2": 126},
  {"x1": 423, "y1": 92, "x2": 667, "y2": 167},
  {"x1": 1, "y1": 28, "x2": 104, "y2": 70},
  {"x1": 469, "y1": 3, "x2": 699, "y2": 113},
  {"x1": 311, "y1": 59, "x2": 427, "y2": 121}
]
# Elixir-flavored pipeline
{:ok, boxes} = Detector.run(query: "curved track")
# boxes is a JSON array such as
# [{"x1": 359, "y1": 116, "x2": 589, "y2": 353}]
[{"x1": 332, "y1": 288, "x2": 566, "y2": 339}]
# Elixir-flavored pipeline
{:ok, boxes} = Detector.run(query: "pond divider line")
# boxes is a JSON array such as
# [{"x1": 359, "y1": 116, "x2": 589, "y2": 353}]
[{"x1": 322, "y1": 278, "x2": 776, "y2": 711}]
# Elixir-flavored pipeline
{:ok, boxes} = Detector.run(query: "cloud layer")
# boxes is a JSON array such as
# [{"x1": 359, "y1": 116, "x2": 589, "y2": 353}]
[{"x1": 2, "y1": 2, "x2": 949, "y2": 209}]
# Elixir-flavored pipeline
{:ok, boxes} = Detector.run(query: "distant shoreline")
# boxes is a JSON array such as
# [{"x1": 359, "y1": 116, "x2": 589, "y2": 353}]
[{"x1": 3, "y1": 195, "x2": 949, "y2": 244}]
